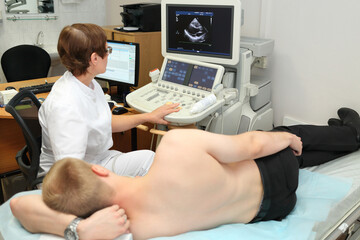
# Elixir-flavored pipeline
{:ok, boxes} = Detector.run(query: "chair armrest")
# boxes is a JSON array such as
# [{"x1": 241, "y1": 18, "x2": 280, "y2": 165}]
[
  {"x1": 136, "y1": 124, "x2": 149, "y2": 131},
  {"x1": 150, "y1": 128, "x2": 167, "y2": 136},
  {"x1": 15, "y1": 145, "x2": 30, "y2": 166},
  {"x1": 149, "y1": 123, "x2": 197, "y2": 136}
]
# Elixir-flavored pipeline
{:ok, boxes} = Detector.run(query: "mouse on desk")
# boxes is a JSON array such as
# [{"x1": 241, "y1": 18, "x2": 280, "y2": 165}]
[
  {"x1": 112, "y1": 107, "x2": 128, "y2": 115},
  {"x1": 5, "y1": 86, "x2": 16, "y2": 90}
]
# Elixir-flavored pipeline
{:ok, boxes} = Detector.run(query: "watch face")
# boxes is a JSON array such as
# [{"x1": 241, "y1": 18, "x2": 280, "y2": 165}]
[
  {"x1": 64, "y1": 217, "x2": 81, "y2": 240},
  {"x1": 65, "y1": 229, "x2": 76, "y2": 240}
]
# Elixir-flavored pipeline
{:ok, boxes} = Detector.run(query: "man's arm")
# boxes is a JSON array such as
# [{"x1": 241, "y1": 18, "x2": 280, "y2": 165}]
[
  {"x1": 10, "y1": 194, "x2": 129, "y2": 240},
  {"x1": 210, "y1": 130, "x2": 302, "y2": 163},
  {"x1": 111, "y1": 103, "x2": 180, "y2": 132},
  {"x1": 162, "y1": 129, "x2": 302, "y2": 164}
]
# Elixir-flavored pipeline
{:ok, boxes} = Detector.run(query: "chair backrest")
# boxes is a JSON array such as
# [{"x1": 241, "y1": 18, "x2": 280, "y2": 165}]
[
  {"x1": 5, "y1": 90, "x2": 42, "y2": 189},
  {"x1": 1, "y1": 44, "x2": 51, "y2": 82}
]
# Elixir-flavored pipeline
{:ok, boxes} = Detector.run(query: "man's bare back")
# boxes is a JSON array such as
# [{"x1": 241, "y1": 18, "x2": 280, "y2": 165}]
[
  {"x1": 109, "y1": 130, "x2": 264, "y2": 240},
  {"x1": 42, "y1": 128, "x2": 304, "y2": 239}
]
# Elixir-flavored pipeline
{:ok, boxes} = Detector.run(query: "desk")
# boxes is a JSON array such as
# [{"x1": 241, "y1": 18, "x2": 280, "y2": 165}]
[
  {"x1": 0, "y1": 76, "x2": 155, "y2": 174},
  {"x1": 0, "y1": 77, "x2": 59, "y2": 174}
]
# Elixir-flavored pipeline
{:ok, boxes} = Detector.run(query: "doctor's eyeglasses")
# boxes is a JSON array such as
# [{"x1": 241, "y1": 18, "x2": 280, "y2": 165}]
[{"x1": 106, "y1": 46, "x2": 112, "y2": 54}]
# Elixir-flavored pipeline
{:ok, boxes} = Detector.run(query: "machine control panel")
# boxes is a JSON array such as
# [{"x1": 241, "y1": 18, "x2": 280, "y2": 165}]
[{"x1": 126, "y1": 56, "x2": 225, "y2": 125}]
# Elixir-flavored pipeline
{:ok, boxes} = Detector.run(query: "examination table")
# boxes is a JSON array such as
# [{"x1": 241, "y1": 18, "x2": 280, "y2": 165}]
[{"x1": 1, "y1": 150, "x2": 360, "y2": 240}]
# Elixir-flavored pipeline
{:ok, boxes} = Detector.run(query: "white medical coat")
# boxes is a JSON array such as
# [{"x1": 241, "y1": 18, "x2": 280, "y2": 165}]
[{"x1": 39, "y1": 71, "x2": 113, "y2": 174}]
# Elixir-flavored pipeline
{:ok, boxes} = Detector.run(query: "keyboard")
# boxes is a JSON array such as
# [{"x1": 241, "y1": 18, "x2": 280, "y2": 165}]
[{"x1": 19, "y1": 82, "x2": 54, "y2": 94}]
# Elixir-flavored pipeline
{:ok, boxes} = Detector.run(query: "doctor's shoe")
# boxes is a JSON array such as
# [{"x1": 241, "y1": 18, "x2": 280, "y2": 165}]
[
  {"x1": 327, "y1": 118, "x2": 343, "y2": 126},
  {"x1": 338, "y1": 107, "x2": 360, "y2": 142}
]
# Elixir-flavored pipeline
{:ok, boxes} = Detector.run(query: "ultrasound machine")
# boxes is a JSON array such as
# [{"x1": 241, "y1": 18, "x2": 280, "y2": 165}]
[{"x1": 125, "y1": 0, "x2": 274, "y2": 135}]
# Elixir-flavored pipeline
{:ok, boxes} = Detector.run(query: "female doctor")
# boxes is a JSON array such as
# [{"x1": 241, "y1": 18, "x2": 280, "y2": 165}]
[
  {"x1": 10, "y1": 23, "x2": 179, "y2": 239},
  {"x1": 39, "y1": 23, "x2": 179, "y2": 177}
]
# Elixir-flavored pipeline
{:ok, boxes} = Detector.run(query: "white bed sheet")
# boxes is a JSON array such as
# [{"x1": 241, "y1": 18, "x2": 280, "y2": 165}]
[{"x1": 307, "y1": 150, "x2": 360, "y2": 239}]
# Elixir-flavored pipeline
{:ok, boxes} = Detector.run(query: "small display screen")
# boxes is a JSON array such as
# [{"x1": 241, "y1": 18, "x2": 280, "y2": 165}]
[
  {"x1": 188, "y1": 65, "x2": 217, "y2": 91},
  {"x1": 163, "y1": 60, "x2": 189, "y2": 85},
  {"x1": 167, "y1": 5, "x2": 234, "y2": 59},
  {"x1": 162, "y1": 59, "x2": 217, "y2": 92},
  {"x1": 96, "y1": 40, "x2": 139, "y2": 86}
]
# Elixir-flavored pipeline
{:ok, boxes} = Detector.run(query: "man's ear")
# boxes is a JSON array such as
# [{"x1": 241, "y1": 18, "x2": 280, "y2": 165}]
[{"x1": 91, "y1": 165, "x2": 110, "y2": 177}]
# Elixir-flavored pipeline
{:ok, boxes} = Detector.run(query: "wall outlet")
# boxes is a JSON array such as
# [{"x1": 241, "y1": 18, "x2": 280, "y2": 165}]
[{"x1": 253, "y1": 56, "x2": 268, "y2": 68}]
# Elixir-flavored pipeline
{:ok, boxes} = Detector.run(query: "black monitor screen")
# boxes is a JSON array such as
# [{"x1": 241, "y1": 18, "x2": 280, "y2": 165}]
[
  {"x1": 96, "y1": 40, "x2": 139, "y2": 87},
  {"x1": 166, "y1": 5, "x2": 233, "y2": 59}
]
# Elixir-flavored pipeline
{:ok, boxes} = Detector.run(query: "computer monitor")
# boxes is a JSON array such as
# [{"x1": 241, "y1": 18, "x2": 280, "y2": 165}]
[
  {"x1": 95, "y1": 40, "x2": 139, "y2": 103},
  {"x1": 161, "y1": 0, "x2": 241, "y2": 66}
]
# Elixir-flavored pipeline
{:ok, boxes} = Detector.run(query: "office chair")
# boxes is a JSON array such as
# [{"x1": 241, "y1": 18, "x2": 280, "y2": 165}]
[
  {"x1": 5, "y1": 90, "x2": 44, "y2": 190},
  {"x1": 1, "y1": 44, "x2": 51, "y2": 82}
]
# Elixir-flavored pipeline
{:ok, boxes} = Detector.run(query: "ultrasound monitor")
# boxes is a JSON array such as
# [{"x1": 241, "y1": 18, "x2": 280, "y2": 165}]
[
  {"x1": 161, "y1": 0, "x2": 241, "y2": 66},
  {"x1": 96, "y1": 40, "x2": 139, "y2": 103}
]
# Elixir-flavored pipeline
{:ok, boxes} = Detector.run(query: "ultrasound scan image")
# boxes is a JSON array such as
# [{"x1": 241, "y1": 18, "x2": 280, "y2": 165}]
[{"x1": 183, "y1": 18, "x2": 209, "y2": 43}]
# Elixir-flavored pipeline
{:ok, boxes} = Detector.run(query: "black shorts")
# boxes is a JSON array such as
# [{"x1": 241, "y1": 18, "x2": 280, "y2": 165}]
[{"x1": 250, "y1": 147, "x2": 299, "y2": 223}]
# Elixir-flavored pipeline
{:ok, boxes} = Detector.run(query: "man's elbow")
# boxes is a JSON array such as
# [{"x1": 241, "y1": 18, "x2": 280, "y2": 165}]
[
  {"x1": 10, "y1": 197, "x2": 21, "y2": 218},
  {"x1": 10, "y1": 196, "x2": 36, "y2": 233},
  {"x1": 10, "y1": 196, "x2": 30, "y2": 220},
  {"x1": 248, "y1": 132, "x2": 266, "y2": 159}
]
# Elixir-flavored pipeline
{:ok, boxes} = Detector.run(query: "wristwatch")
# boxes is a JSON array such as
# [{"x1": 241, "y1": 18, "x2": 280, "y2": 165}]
[{"x1": 64, "y1": 217, "x2": 83, "y2": 240}]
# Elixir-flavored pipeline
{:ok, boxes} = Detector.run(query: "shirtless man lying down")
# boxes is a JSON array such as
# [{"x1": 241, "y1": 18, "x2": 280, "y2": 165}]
[{"x1": 41, "y1": 111, "x2": 360, "y2": 239}]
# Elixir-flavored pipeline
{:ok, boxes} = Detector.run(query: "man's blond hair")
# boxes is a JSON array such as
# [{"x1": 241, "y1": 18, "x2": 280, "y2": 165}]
[{"x1": 42, "y1": 158, "x2": 114, "y2": 218}]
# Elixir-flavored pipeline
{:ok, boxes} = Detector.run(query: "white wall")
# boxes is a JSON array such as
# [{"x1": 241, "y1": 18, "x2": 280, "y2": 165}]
[
  {"x1": 0, "y1": 0, "x2": 107, "y2": 83},
  {"x1": 105, "y1": 0, "x2": 123, "y2": 27},
  {"x1": 2, "y1": 0, "x2": 359, "y2": 126},
  {"x1": 241, "y1": 0, "x2": 360, "y2": 126}
]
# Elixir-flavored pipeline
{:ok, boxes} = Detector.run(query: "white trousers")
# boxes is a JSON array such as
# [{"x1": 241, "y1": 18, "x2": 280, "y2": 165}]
[{"x1": 104, "y1": 150, "x2": 155, "y2": 177}]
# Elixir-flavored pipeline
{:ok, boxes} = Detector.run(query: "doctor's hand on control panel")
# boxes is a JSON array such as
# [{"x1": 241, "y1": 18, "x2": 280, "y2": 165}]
[
  {"x1": 111, "y1": 101, "x2": 180, "y2": 132},
  {"x1": 145, "y1": 102, "x2": 181, "y2": 124}
]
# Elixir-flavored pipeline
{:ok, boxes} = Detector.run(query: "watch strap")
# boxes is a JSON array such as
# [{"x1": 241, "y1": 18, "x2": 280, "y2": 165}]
[{"x1": 64, "y1": 217, "x2": 82, "y2": 240}]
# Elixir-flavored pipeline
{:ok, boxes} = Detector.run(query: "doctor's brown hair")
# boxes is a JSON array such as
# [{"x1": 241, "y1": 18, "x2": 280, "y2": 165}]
[
  {"x1": 57, "y1": 23, "x2": 107, "y2": 76},
  {"x1": 42, "y1": 158, "x2": 114, "y2": 218}
]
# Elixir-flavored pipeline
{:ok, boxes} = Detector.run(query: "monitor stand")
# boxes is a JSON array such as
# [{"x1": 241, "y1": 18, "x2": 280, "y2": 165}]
[{"x1": 111, "y1": 85, "x2": 130, "y2": 107}]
